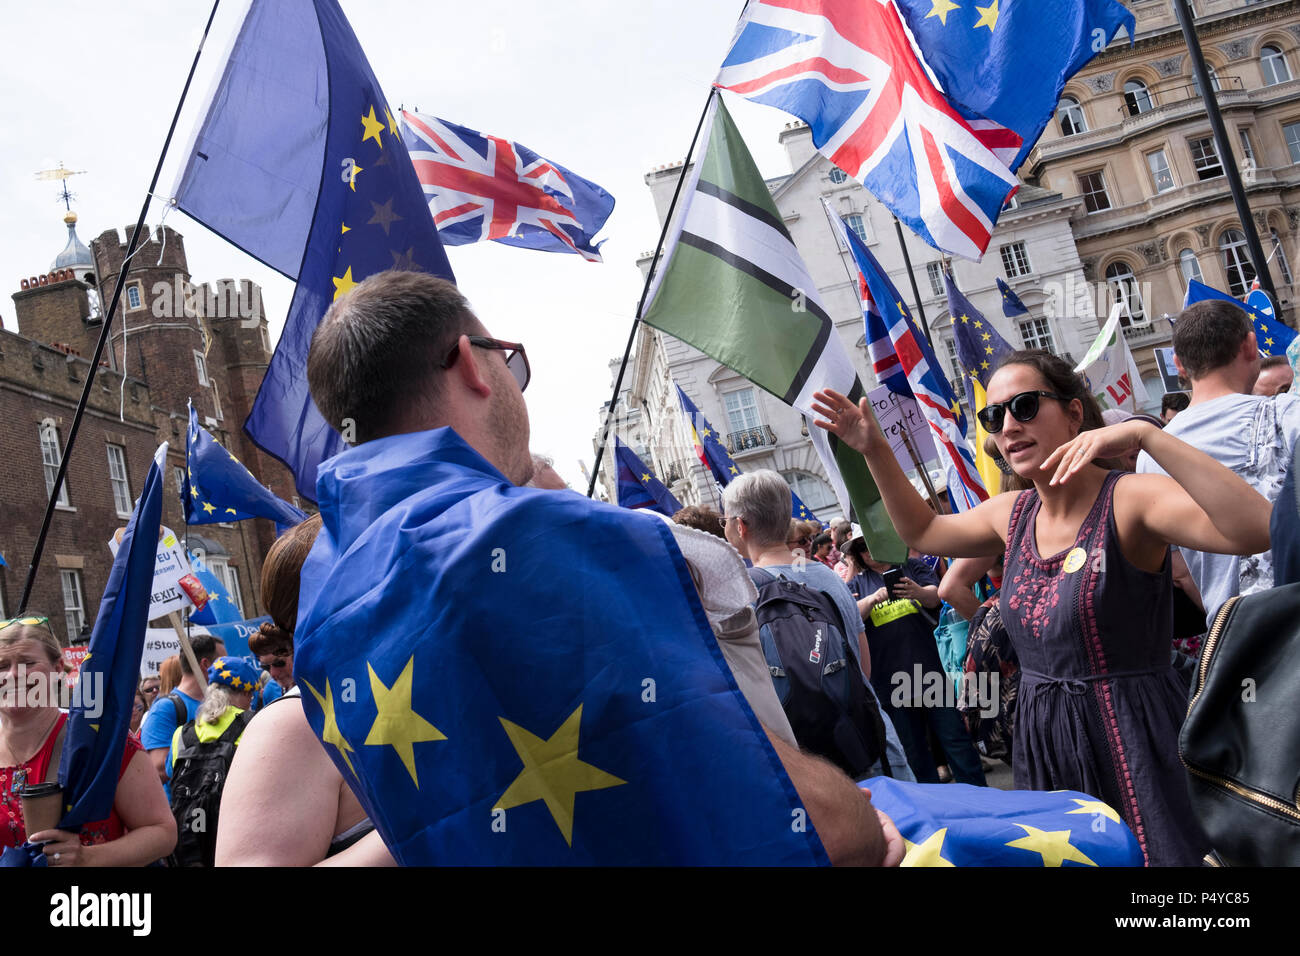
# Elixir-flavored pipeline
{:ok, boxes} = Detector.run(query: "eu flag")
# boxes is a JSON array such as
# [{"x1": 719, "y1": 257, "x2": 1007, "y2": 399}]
[
  {"x1": 863, "y1": 777, "x2": 1143, "y2": 866},
  {"x1": 949, "y1": 273, "x2": 1016, "y2": 495},
  {"x1": 997, "y1": 277, "x2": 1030, "y2": 318},
  {"x1": 186, "y1": 553, "x2": 244, "y2": 627},
  {"x1": 1183, "y1": 279, "x2": 1297, "y2": 357},
  {"x1": 894, "y1": 0, "x2": 1135, "y2": 170},
  {"x1": 615, "y1": 438, "x2": 682, "y2": 517},
  {"x1": 293, "y1": 427, "x2": 827, "y2": 864},
  {"x1": 183, "y1": 404, "x2": 307, "y2": 532},
  {"x1": 60, "y1": 444, "x2": 168, "y2": 830},
  {"x1": 173, "y1": 0, "x2": 454, "y2": 500}
]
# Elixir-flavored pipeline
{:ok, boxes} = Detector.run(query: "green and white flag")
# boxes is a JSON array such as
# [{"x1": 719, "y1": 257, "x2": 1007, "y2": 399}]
[
  {"x1": 1074, "y1": 303, "x2": 1149, "y2": 412},
  {"x1": 642, "y1": 94, "x2": 904, "y2": 561}
]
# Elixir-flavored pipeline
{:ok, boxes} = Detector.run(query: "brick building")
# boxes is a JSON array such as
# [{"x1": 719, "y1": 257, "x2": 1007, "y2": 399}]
[{"x1": 0, "y1": 212, "x2": 299, "y2": 645}]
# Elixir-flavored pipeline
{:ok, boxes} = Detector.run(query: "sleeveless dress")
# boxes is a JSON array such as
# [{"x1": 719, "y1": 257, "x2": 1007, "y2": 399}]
[
  {"x1": 0, "y1": 712, "x2": 141, "y2": 849},
  {"x1": 1000, "y1": 471, "x2": 1209, "y2": 866}
]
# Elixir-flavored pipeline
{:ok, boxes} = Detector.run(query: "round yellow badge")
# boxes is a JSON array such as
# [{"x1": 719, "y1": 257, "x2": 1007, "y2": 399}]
[{"x1": 1062, "y1": 547, "x2": 1087, "y2": 573}]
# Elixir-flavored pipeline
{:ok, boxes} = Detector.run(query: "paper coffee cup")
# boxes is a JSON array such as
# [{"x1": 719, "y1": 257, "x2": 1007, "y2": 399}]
[{"x1": 19, "y1": 782, "x2": 63, "y2": 837}]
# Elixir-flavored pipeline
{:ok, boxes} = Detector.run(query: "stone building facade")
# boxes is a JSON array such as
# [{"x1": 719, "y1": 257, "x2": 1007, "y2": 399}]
[{"x1": 0, "y1": 214, "x2": 296, "y2": 644}]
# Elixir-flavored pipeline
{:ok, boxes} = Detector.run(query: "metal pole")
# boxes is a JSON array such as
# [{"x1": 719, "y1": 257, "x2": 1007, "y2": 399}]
[
  {"x1": 893, "y1": 217, "x2": 934, "y2": 347},
  {"x1": 1172, "y1": 0, "x2": 1280, "y2": 311},
  {"x1": 19, "y1": 0, "x2": 224, "y2": 611},
  {"x1": 587, "y1": 89, "x2": 717, "y2": 499}
]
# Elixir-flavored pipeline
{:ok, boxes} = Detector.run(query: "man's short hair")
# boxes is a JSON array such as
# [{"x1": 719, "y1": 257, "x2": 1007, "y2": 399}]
[
  {"x1": 722, "y1": 470, "x2": 792, "y2": 547},
  {"x1": 1173, "y1": 300, "x2": 1253, "y2": 380},
  {"x1": 1161, "y1": 392, "x2": 1190, "y2": 415},
  {"x1": 306, "y1": 271, "x2": 478, "y2": 443},
  {"x1": 178, "y1": 633, "x2": 221, "y2": 676},
  {"x1": 1261, "y1": 354, "x2": 1290, "y2": 370}
]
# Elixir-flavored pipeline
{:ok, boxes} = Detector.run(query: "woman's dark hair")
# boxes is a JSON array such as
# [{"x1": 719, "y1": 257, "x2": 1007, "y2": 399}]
[
  {"x1": 811, "y1": 532, "x2": 832, "y2": 552},
  {"x1": 251, "y1": 513, "x2": 323, "y2": 657},
  {"x1": 991, "y1": 349, "x2": 1125, "y2": 474}
]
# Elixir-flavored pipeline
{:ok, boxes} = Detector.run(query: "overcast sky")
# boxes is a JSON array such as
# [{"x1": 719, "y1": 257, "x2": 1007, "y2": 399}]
[{"x1": 0, "y1": 0, "x2": 795, "y2": 489}]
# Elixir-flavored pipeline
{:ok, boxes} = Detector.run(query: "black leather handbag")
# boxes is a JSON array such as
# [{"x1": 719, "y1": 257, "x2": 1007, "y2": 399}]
[{"x1": 1179, "y1": 582, "x2": 1300, "y2": 866}]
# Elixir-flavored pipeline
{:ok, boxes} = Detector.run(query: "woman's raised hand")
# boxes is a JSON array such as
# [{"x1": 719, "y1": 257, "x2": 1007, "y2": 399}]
[
  {"x1": 812, "y1": 388, "x2": 885, "y2": 457},
  {"x1": 1039, "y1": 420, "x2": 1155, "y2": 486}
]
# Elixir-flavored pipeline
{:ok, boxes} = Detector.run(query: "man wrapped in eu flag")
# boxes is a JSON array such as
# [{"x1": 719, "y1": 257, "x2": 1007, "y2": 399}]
[{"x1": 295, "y1": 271, "x2": 902, "y2": 865}]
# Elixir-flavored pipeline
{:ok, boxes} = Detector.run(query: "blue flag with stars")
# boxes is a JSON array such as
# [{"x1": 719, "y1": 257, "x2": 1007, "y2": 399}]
[
  {"x1": 863, "y1": 777, "x2": 1143, "y2": 866},
  {"x1": 949, "y1": 272, "x2": 1017, "y2": 494},
  {"x1": 183, "y1": 404, "x2": 307, "y2": 532},
  {"x1": 615, "y1": 438, "x2": 682, "y2": 517},
  {"x1": 1183, "y1": 279, "x2": 1297, "y2": 357},
  {"x1": 997, "y1": 277, "x2": 1029, "y2": 318},
  {"x1": 186, "y1": 553, "x2": 244, "y2": 627},
  {"x1": 174, "y1": 0, "x2": 455, "y2": 501},
  {"x1": 893, "y1": 0, "x2": 1135, "y2": 170},
  {"x1": 293, "y1": 427, "x2": 828, "y2": 864}
]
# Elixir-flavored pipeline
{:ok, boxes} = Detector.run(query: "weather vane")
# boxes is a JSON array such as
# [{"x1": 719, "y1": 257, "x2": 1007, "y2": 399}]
[{"x1": 35, "y1": 162, "x2": 88, "y2": 211}]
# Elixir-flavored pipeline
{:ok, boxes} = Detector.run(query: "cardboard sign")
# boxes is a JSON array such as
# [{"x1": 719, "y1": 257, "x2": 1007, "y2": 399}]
[
  {"x1": 140, "y1": 627, "x2": 181, "y2": 679},
  {"x1": 868, "y1": 385, "x2": 938, "y2": 471},
  {"x1": 108, "y1": 526, "x2": 194, "y2": 618}
]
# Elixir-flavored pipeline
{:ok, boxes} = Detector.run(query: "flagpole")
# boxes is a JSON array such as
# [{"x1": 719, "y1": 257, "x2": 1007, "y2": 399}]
[
  {"x1": 587, "y1": 87, "x2": 718, "y2": 499},
  {"x1": 18, "y1": 0, "x2": 224, "y2": 612},
  {"x1": 893, "y1": 217, "x2": 934, "y2": 348},
  {"x1": 1171, "y1": 0, "x2": 1280, "y2": 314}
]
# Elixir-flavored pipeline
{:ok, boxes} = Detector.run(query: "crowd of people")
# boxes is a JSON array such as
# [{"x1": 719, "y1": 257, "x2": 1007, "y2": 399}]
[{"x1": 1, "y1": 271, "x2": 1296, "y2": 866}]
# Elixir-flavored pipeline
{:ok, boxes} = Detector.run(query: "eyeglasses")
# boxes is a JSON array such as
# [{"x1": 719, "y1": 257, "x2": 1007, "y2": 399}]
[
  {"x1": 977, "y1": 390, "x2": 1071, "y2": 434},
  {"x1": 441, "y1": 335, "x2": 530, "y2": 392},
  {"x1": 260, "y1": 658, "x2": 287, "y2": 670}
]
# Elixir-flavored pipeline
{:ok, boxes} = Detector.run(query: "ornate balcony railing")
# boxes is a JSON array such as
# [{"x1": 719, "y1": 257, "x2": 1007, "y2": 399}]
[{"x1": 726, "y1": 425, "x2": 777, "y2": 454}]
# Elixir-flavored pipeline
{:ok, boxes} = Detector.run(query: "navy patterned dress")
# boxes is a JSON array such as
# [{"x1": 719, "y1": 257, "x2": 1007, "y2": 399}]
[{"x1": 1000, "y1": 471, "x2": 1209, "y2": 866}]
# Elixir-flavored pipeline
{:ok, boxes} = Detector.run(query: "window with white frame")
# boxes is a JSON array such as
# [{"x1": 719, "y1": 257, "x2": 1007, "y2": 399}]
[
  {"x1": 723, "y1": 387, "x2": 762, "y2": 437},
  {"x1": 125, "y1": 283, "x2": 143, "y2": 311},
  {"x1": 1220, "y1": 229, "x2": 1257, "y2": 296},
  {"x1": 1239, "y1": 128, "x2": 1256, "y2": 166},
  {"x1": 60, "y1": 569, "x2": 85, "y2": 641},
  {"x1": 1079, "y1": 170, "x2": 1111, "y2": 213},
  {"x1": 1146, "y1": 149, "x2": 1175, "y2": 193},
  {"x1": 1285, "y1": 122, "x2": 1300, "y2": 164},
  {"x1": 106, "y1": 444, "x2": 132, "y2": 517},
  {"x1": 829, "y1": 167, "x2": 848, "y2": 184},
  {"x1": 942, "y1": 336, "x2": 964, "y2": 393},
  {"x1": 1272, "y1": 228, "x2": 1293, "y2": 286},
  {"x1": 999, "y1": 241, "x2": 1032, "y2": 278},
  {"x1": 209, "y1": 560, "x2": 245, "y2": 618},
  {"x1": 1019, "y1": 317, "x2": 1057, "y2": 353},
  {"x1": 39, "y1": 422, "x2": 70, "y2": 507},
  {"x1": 1057, "y1": 96, "x2": 1086, "y2": 136},
  {"x1": 780, "y1": 470, "x2": 837, "y2": 514},
  {"x1": 1123, "y1": 79, "x2": 1153, "y2": 116},
  {"x1": 1189, "y1": 136, "x2": 1224, "y2": 180},
  {"x1": 926, "y1": 261, "x2": 945, "y2": 297},
  {"x1": 1105, "y1": 261, "x2": 1147, "y2": 325},
  {"x1": 174, "y1": 466, "x2": 186, "y2": 496},
  {"x1": 1262, "y1": 45, "x2": 1292, "y2": 86},
  {"x1": 194, "y1": 350, "x2": 210, "y2": 387},
  {"x1": 1179, "y1": 248, "x2": 1204, "y2": 285},
  {"x1": 844, "y1": 213, "x2": 869, "y2": 244}
]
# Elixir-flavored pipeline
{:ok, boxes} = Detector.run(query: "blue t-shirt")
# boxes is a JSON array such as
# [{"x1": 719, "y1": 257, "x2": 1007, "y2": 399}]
[{"x1": 139, "y1": 690, "x2": 200, "y2": 799}]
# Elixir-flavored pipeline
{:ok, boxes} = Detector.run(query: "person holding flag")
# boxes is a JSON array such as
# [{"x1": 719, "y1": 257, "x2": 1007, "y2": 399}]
[{"x1": 812, "y1": 345, "x2": 1272, "y2": 866}]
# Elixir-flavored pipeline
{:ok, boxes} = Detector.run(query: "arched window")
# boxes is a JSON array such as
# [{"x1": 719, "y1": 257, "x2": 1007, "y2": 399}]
[
  {"x1": 1193, "y1": 65, "x2": 1222, "y2": 98},
  {"x1": 1057, "y1": 97, "x2": 1087, "y2": 136},
  {"x1": 1123, "y1": 79, "x2": 1153, "y2": 116},
  {"x1": 1179, "y1": 248, "x2": 1204, "y2": 286},
  {"x1": 829, "y1": 167, "x2": 848, "y2": 184},
  {"x1": 781, "y1": 470, "x2": 838, "y2": 516},
  {"x1": 1271, "y1": 228, "x2": 1293, "y2": 286},
  {"x1": 1220, "y1": 229, "x2": 1257, "y2": 296},
  {"x1": 1105, "y1": 261, "x2": 1147, "y2": 325},
  {"x1": 1261, "y1": 45, "x2": 1292, "y2": 86}
]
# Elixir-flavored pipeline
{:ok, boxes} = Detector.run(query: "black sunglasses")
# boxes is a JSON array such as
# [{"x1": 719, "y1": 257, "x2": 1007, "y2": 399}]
[
  {"x1": 977, "y1": 390, "x2": 1070, "y2": 434},
  {"x1": 441, "y1": 335, "x2": 530, "y2": 392},
  {"x1": 259, "y1": 658, "x2": 287, "y2": 670}
]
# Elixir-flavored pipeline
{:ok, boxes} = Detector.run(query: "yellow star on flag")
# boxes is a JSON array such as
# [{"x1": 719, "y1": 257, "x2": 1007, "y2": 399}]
[
  {"x1": 981, "y1": 360, "x2": 990, "y2": 370},
  {"x1": 224, "y1": 508, "x2": 237, "y2": 515},
  {"x1": 973, "y1": 320, "x2": 983, "y2": 328},
  {"x1": 201, "y1": 501, "x2": 216, "y2": 515},
  {"x1": 364, "y1": 657, "x2": 446, "y2": 788},
  {"x1": 341, "y1": 222, "x2": 350, "y2": 235},
  {"x1": 974, "y1": 0, "x2": 999, "y2": 31},
  {"x1": 985, "y1": 346, "x2": 994, "y2": 355},
  {"x1": 494, "y1": 704, "x2": 626, "y2": 846},
  {"x1": 641, "y1": 472, "x2": 651, "y2": 483},
  {"x1": 361, "y1": 106, "x2": 385, "y2": 148},
  {"x1": 926, "y1": 0, "x2": 960, "y2": 25},
  {"x1": 960, "y1": 314, "x2": 970, "y2": 323},
  {"x1": 902, "y1": 827, "x2": 956, "y2": 866},
  {"x1": 1066, "y1": 798, "x2": 1122, "y2": 824},
  {"x1": 333, "y1": 266, "x2": 358, "y2": 301},
  {"x1": 981, "y1": 332, "x2": 991, "y2": 341},
  {"x1": 729, "y1": 465, "x2": 739, "y2": 475},
  {"x1": 190, "y1": 485, "x2": 199, "y2": 499},
  {"x1": 1005, "y1": 823, "x2": 1097, "y2": 867},
  {"x1": 1265, "y1": 337, "x2": 1275, "y2": 348},
  {"x1": 701, "y1": 427, "x2": 711, "y2": 438},
  {"x1": 301, "y1": 677, "x2": 357, "y2": 777},
  {"x1": 346, "y1": 161, "x2": 362, "y2": 191},
  {"x1": 384, "y1": 106, "x2": 398, "y2": 137}
]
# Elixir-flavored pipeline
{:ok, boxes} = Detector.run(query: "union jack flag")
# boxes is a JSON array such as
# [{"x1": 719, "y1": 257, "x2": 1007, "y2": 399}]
[
  {"x1": 717, "y1": 0, "x2": 1020, "y2": 260},
  {"x1": 829, "y1": 205, "x2": 987, "y2": 511},
  {"x1": 402, "y1": 110, "x2": 614, "y2": 262}
]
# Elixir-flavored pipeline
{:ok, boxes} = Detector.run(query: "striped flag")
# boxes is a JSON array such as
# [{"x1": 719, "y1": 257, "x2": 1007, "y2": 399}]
[
  {"x1": 830, "y1": 209, "x2": 987, "y2": 513},
  {"x1": 948, "y1": 273, "x2": 1016, "y2": 496},
  {"x1": 642, "y1": 94, "x2": 905, "y2": 562}
]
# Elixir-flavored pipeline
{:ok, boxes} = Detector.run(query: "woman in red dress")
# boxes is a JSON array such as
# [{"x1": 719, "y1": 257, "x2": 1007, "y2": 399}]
[{"x1": 0, "y1": 617, "x2": 175, "y2": 865}]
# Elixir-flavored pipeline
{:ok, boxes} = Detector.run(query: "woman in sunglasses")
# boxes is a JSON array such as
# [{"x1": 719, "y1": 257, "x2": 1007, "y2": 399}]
[
  {"x1": 813, "y1": 350, "x2": 1271, "y2": 867},
  {"x1": 0, "y1": 617, "x2": 176, "y2": 865}
]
